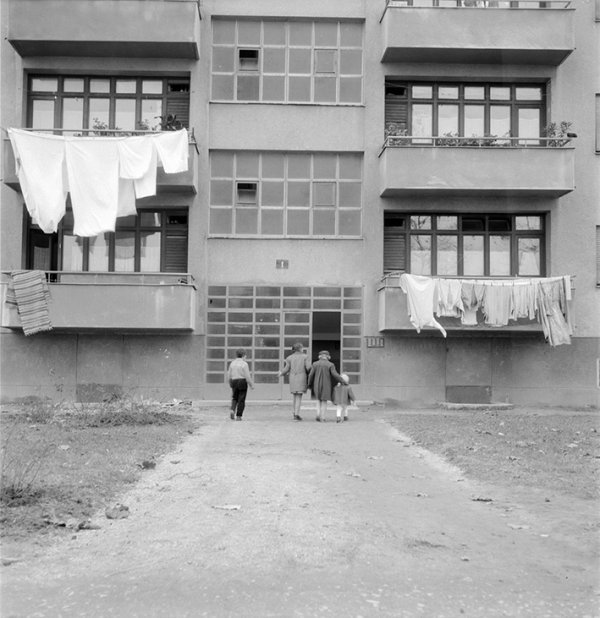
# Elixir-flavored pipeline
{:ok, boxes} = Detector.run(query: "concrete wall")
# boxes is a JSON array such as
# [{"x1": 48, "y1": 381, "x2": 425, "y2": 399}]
[{"x1": 0, "y1": 332, "x2": 204, "y2": 403}]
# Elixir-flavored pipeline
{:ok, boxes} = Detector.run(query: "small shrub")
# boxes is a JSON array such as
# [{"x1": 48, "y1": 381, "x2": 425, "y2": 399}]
[{"x1": 81, "y1": 400, "x2": 182, "y2": 428}]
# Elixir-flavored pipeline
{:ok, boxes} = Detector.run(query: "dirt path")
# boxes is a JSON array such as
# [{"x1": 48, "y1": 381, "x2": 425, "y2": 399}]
[{"x1": 1, "y1": 405, "x2": 598, "y2": 618}]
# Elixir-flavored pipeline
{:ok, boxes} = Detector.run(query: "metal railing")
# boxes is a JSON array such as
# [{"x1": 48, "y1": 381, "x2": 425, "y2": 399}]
[
  {"x1": 384, "y1": 0, "x2": 572, "y2": 11},
  {"x1": 5, "y1": 127, "x2": 199, "y2": 154},
  {"x1": 380, "y1": 134, "x2": 575, "y2": 154},
  {"x1": 1, "y1": 271, "x2": 197, "y2": 288}
]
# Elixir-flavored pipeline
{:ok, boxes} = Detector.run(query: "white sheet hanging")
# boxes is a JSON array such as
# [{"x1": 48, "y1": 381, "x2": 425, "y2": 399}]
[{"x1": 8, "y1": 129, "x2": 68, "y2": 234}]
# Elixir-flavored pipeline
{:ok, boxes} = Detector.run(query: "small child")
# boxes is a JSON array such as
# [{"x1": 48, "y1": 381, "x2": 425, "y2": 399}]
[{"x1": 333, "y1": 374, "x2": 356, "y2": 423}]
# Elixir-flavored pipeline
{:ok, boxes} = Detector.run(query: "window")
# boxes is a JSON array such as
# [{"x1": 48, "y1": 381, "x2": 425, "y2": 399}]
[
  {"x1": 27, "y1": 75, "x2": 190, "y2": 132},
  {"x1": 385, "y1": 81, "x2": 546, "y2": 143},
  {"x1": 596, "y1": 94, "x2": 600, "y2": 153},
  {"x1": 206, "y1": 285, "x2": 362, "y2": 384},
  {"x1": 210, "y1": 152, "x2": 362, "y2": 236},
  {"x1": 383, "y1": 213, "x2": 545, "y2": 277},
  {"x1": 27, "y1": 210, "x2": 188, "y2": 273},
  {"x1": 212, "y1": 19, "x2": 363, "y2": 104}
]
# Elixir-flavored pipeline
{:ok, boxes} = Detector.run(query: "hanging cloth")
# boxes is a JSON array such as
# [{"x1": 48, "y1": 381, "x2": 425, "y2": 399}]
[
  {"x1": 117, "y1": 135, "x2": 158, "y2": 199},
  {"x1": 153, "y1": 129, "x2": 189, "y2": 173},
  {"x1": 399, "y1": 274, "x2": 447, "y2": 337},
  {"x1": 6, "y1": 270, "x2": 52, "y2": 336},
  {"x1": 8, "y1": 129, "x2": 67, "y2": 234}
]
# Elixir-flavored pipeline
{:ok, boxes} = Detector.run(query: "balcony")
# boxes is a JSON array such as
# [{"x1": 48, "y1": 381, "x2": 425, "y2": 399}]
[
  {"x1": 379, "y1": 137, "x2": 575, "y2": 197},
  {"x1": 3, "y1": 133, "x2": 198, "y2": 194},
  {"x1": 377, "y1": 274, "x2": 547, "y2": 334},
  {"x1": 0, "y1": 272, "x2": 197, "y2": 332},
  {"x1": 7, "y1": 0, "x2": 201, "y2": 59},
  {"x1": 381, "y1": 0, "x2": 574, "y2": 65}
]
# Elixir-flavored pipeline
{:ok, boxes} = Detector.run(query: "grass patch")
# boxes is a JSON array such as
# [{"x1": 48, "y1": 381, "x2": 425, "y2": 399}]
[
  {"x1": 0, "y1": 401, "x2": 198, "y2": 550},
  {"x1": 390, "y1": 409, "x2": 600, "y2": 500}
]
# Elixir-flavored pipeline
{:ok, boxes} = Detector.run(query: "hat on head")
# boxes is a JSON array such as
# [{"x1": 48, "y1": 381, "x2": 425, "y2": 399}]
[
  {"x1": 318, "y1": 350, "x2": 330, "y2": 358},
  {"x1": 341, "y1": 374, "x2": 349, "y2": 383}
]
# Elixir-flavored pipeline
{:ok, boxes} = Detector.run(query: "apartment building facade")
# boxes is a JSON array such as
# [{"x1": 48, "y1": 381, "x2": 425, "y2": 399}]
[{"x1": 1, "y1": 0, "x2": 598, "y2": 406}]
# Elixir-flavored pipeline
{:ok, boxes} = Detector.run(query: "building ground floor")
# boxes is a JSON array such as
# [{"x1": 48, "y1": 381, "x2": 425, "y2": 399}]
[{"x1": 1, "y1": 326, "x2": 598, "y2": 408}]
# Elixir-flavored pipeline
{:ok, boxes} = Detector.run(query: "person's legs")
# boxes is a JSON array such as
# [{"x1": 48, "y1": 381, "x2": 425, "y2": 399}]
[
  {"x1": 230, "y1": 381, "x2": 239, "y2": 420},
  {"x1": 319, "y1": 400, "x2": 328, "y2": 422},
  {"x1": 292, "y1": 393, "x2": 302, "y2": 419},
  {"x1": 343, "y1": 405, "x2": 349, "y2": 421},
  {"x1": 336, "y1": 404, "x2": 342, "y2": 422},
  {"x1": 236, "y1": 385, "x2": 248, "y2": 418}
]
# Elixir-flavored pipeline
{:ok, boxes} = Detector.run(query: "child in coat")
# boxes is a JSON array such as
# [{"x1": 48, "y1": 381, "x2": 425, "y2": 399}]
[{"x1": 333, "y1": 374, "x2": 355, "y2": 423}]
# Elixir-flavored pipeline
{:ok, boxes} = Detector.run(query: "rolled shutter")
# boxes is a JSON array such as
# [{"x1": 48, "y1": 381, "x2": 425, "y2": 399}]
[
  {"x1": 164, "y1": 233, "x2": 188, "y2": 273},
  {"x1": 165, "y1": 80, "x2": 190, "y2": 129},
  {"x1": 384, "y1": 227, "x2": 406, "y2": 273}
]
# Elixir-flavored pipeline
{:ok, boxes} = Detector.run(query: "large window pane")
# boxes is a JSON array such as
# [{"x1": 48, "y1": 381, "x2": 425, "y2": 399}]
[
  {"x1": 63, "y1": 234, "x2": 84, "y2": 271},
  {"x1": 411, "y1": 235, "x2": 431, "y2": 275},
  {"x1": 438, "y1": 104, "x2": 459, "y2": 136},
  {"x1": 489, "y1": 235, "x2": 511, "y2": 276},
  {"x1": 89, "y1": 99, "x2": 110, "y2": 129},
  {"x1": 464, "y1": 105, "x2": 484, "y2": 138},
  {"x1": 88, "y1": 234, "x2": 109, "y2": 271},
  {"x1": 412, "y1": 104, "x2": 432, "y2": 142},
  {"x1": 518, "y1": 108, "x2": 541, "y2": 145},
  {"x1": 114, "y1": 232, "x2": 135, "y2": 271},
  {"x1": 115, "y1": 99, "x2": 136, "y2": 130},
  {"x1": 518, "y1": 238, "x2": 541, "y2": 276},
  {"x1": 140, "y1": 232, "x2": 161, "y2": 272},
  {"x1": 141, "y1": 100, "x2": 162, "y2": 131},
  {"x1": 463, "y1": 235, "x2": 484, "y2": 276},
  {"x1": 437, "y1": 236, "x2": 458, "y2": 275},
  {"x1": 31, "y1": 100, "x2": 55, "y2": 129},
  {"x1": 490, "y1": 106, "x2": 511, "y2": 142}
]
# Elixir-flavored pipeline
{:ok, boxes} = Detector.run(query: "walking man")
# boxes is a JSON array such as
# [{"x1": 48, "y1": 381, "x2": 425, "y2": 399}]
[{"x1": 227, "y1": 348, "x2": 254, "y2": 421}]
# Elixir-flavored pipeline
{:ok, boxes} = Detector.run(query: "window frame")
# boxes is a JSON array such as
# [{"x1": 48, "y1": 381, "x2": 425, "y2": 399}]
[
  {"x1": 385, "y1": 81, "x2": 547, "y2": 142},
  {"x1": 383, "y1": 213, "x2": 546, "y2": 277},
  {"x1": 210, "y1": 151, "x2": 363, "y2": 238},
  {"x1": 26, "y1": 74, "x2": 190, "y2": 132},
  {"x1": 26, "y1": 209, "x2": 189, "y2": 274},
  {"x1": 211, "y1": 19, "x2": 364, "y2": 105}
]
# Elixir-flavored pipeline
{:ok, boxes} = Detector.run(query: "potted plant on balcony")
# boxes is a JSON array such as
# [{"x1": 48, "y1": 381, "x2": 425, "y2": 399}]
[
  {"x1": 544, "y1": 121, "x2": 575, "y2": 147},
  {"x1": 385, "y1": 122, "x2": 410, "y2": 146}
]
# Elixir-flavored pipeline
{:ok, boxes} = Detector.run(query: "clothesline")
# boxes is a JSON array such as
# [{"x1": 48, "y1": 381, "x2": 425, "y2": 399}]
[
  {"x1": 395, "y1": 273, "x2": 573, "y2": 346},
  {"x1": 8, "y1": 127, "x2": 190, "y2": 237}
]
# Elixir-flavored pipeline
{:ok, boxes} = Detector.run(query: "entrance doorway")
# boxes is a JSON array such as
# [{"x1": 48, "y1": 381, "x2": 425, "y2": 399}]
[{"x1": 311, "y1": 311, "x2": 341, "y2": 369}]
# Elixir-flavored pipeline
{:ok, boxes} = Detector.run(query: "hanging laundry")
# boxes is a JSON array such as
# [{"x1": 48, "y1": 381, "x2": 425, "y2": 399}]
[
  {"x1": 536, "y1": 279, "x2": 572, "y2": 346},
  {"x1": 117, "y1": 135, "x2": 158, "y2": 199},
  {"x1": 153, "y1": 129, "x2": 189, "y2": 173},
  {"x1": 460, "y1": 280, "x2": 480, "y2": 325},
  {"x1": 399, "y1": 273, "x2": 447, "y2": 337},
  {"x1": 65, "y1": 137, "x2": 121, "y2": 237},
  {"x1": 435, "y1": 278, "x2": 463, "y2": 318},
  {"x1": 8, "y1": 129, "x2": 67, "y2": 234},
  {"x1": 8, "y1": 128, "x2": 190, "y2": 237}
]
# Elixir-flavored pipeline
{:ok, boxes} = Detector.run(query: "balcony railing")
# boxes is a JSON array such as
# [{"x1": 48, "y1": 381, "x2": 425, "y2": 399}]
[
  {"x1": 381, "y1": 134, "x2": 576, "y2": 150},
  {"x1": 0, "y1": 271, "x2": 197, "y2": 332},
  {"x1": 8, "y1": 0, "x2": 201, "y2": 59},
  {"x1": 383, "y1": 0, "x2": 572, "y2": 12},
  {"x1": 3, "y1": 129, "x2": 199, "y2": 194},
  {"x1": 379, "y1": 136, "x2": 575, "y2": 197},
  {"x1": 381, "y1": 0, "x2": 575, "y2": 64}
]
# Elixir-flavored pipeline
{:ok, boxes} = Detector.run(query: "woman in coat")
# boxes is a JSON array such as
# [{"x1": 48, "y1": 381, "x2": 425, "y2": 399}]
[
  {"x1": 307, "y1": 350, "x2": 346, "y2": 423},
  {"x1": 278, "y1": 342, "x2": 311, "y2": 421}
]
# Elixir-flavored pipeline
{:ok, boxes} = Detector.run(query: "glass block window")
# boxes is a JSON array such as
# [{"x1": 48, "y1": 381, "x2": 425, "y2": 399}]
[
  {"x1": 210, "y1": 151, "x2": 362, "y2": 236},
  {"x1": 206, "y1": 286, "x2": 362, "y2": 384},
  {"x1": 212, "y1": 19, "x2": 363, "y2": 104}
]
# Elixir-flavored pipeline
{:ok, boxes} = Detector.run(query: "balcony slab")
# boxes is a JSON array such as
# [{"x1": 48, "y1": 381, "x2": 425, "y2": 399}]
[{"x1": 381, "y1": 7, "x2": 574, "y2": 65}]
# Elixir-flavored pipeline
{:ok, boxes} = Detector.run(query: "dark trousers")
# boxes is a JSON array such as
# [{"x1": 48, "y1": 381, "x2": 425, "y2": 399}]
[{"x1": 230, "y1": 378, "x2": 248, "y2": 417}]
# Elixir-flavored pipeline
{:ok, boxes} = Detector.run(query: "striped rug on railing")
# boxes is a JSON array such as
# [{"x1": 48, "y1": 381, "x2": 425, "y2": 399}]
[{"x1": 6, "y1": 270, "x2": 52, "y2": 336}]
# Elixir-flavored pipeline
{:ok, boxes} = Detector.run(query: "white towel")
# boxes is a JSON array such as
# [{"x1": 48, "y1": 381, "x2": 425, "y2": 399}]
[
  {"x1": 153, "y1": 129, "x2": 188, "y2": 174},
  {"x1": 8, "y1": 129, "x2": 67, "y2": 233}
]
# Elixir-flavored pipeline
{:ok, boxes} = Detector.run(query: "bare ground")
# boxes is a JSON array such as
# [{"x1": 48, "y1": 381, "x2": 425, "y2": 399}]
[{"x1": 1, "y1": 403, "x2": 599, "y2": 618}]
